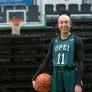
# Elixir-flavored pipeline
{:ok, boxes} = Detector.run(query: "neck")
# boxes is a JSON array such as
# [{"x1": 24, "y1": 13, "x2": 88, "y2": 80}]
[{"x1": 60, "y1": 32, "x2": 71, "y2": 40}]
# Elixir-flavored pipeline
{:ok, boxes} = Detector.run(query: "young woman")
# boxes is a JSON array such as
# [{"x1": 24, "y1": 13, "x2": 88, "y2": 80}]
[{"x1": 32, "y1": 10, "x2": 84, "y2": 92}]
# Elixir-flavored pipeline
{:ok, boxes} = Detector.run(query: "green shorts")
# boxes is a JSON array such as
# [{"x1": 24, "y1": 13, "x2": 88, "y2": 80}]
[{"x1": 51, "y1": 67, "x2": 77, "y2": 92}]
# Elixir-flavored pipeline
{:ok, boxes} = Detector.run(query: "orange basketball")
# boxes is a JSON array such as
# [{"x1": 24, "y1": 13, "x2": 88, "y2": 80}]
[{"x1": 35, "y1": 73, "x2": 52, "y2": 92}]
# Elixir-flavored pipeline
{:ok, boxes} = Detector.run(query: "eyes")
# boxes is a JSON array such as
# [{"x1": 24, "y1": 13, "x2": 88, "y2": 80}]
[{"x1": 59, "y1": 20, "x2": 70, "y2": 24}]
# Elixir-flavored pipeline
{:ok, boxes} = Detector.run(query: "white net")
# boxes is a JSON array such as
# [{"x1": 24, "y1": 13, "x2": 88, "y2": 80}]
[
  {"x1": 9, "y1": 19, "x2": 23, "y2": 35},
  {"x1": 11, "y1": 23, "x2": 22, "y2": 35}
]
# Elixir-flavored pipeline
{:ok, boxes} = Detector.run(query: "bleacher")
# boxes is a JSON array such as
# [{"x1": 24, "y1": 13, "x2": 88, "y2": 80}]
[
  {"x1": 45, "y1": 3, "x2": 92, "y2": 27},
  {"x1": 0, "y1": 3, "x2": 91, "y2": 25},
  {"x1": 0, "y1": 1, "x2": 92, "y2": 92}
]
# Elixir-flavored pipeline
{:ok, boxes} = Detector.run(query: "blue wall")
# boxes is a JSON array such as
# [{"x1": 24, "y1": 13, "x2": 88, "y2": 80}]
[{"x1": 0, "y1": 0, "x2": 33, "y2": 6}]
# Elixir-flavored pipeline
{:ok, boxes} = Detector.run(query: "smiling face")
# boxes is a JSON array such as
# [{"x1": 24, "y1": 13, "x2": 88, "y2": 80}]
[{"x1": 57, "y1": 15, "x2": 71, "y2": 33}]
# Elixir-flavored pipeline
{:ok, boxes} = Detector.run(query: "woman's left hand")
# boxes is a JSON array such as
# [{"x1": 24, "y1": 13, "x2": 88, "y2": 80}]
[{"x1": 75, "y1": 85, "x2": 82, "y2": 92}]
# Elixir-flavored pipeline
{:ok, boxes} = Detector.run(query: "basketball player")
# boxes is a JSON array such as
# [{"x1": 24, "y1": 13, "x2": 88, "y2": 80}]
[{"x1": 32, "y1": 10, "x2": 84, "y2": 92}]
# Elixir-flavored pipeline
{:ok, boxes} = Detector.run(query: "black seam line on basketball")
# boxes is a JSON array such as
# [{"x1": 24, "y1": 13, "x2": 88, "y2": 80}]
[
  {"x1": 37, "y1": 86, "x2": 50, "y2": 91},
  {"x1": 38, "y1": 73, "x2": 46, "y2": 82},
  {"x1": 40, "y1": 73, "x2": 51, "y2": 83},
  {"x1": 36, "y1": 74, "x2": 44, "y2": 91},
  {"x1": 38, "y1": 73, "x2": 47, "y2": 91},
  {"x1": 36, "y1": 82, "x2": 50, "y2": 86},
  {"x1": 46, "y1": 76, "x2": 51, "y2": 83},
  {"x1": 37, "y1": 74, "x2": 51, "y2": 85},
  {"x1": 36, "y1": 74, "x2": 51, "y2": 91}
]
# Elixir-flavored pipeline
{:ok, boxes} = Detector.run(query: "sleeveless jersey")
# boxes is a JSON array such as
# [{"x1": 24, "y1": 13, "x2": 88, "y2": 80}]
[{"x1": 52, "y1": 34, "x2": 76, "y2": 67}]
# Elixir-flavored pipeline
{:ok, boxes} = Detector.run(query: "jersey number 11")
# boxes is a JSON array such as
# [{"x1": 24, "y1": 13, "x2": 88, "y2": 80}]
[{"x1": 57, "y1": 53, "x2": 64, "y2": 64}]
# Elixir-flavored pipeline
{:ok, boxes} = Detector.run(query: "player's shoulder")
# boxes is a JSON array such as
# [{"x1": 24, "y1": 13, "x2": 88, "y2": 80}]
[
  {"x1": 74, "y1": 35, "x2": 82, "y2": 41},
  {"x1": 74, "y1": 35, "x2": 83, "y2": 45},
  {"x1": 51, "y1": 36, "x2": 59, "y2": 43},
  {"x1": 49, "y1": 36, "x2": 59, "y2": 46}
]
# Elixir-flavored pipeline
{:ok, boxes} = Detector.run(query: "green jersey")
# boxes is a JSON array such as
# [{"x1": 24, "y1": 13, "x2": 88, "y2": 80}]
[{"x1": 52, "y1": 34, "x2": 76, "y2": 67}]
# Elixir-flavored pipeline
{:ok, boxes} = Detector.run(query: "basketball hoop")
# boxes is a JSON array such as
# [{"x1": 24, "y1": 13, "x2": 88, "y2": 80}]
[{"x1": 8, "y1": 19, "x2": 23, "y2": 35}]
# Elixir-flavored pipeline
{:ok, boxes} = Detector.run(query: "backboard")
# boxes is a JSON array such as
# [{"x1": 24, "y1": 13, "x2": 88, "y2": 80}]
[{"x1": 0, "y1": 0, "x2": 47, "y2": 29}]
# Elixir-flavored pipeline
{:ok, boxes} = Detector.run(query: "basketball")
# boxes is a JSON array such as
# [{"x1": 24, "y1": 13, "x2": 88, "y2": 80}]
[{"x1": 35, "y1": 73, "x2": 52, "y2": 92}]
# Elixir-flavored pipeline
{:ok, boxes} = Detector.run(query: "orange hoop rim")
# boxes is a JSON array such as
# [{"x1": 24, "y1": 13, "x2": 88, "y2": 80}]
[{"x1": 8, "y1": 19, "x2": 23, "y2": 25}]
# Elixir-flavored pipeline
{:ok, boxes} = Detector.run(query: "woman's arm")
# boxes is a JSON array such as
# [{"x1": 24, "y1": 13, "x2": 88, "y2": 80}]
[
  {"x1": 32, "y1": 39, "x2": 54, "y2": 80},
  {"x1": 75, "y1": 36, "x2": 84, "y2": 86}
]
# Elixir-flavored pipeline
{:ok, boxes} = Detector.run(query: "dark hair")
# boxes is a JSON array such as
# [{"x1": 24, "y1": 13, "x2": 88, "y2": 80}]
[
  {"x1": 58, "y1": 9, "x2": 72, "y2": 26},
  {"x1": 59, "y1": 9, "x2": 70, "y2": 17}
]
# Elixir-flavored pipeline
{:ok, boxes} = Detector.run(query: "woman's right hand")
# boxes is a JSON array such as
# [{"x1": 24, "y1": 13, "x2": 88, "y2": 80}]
[
  {"x1": 32, "y1": 80, "x2": 41, "y2": 91},
  {"x1": 32, "y1": 81, "x2": 37, "y2": 90},
  {"x1": 32, "y1": 80, "x2": 49, "y2": 92}
]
